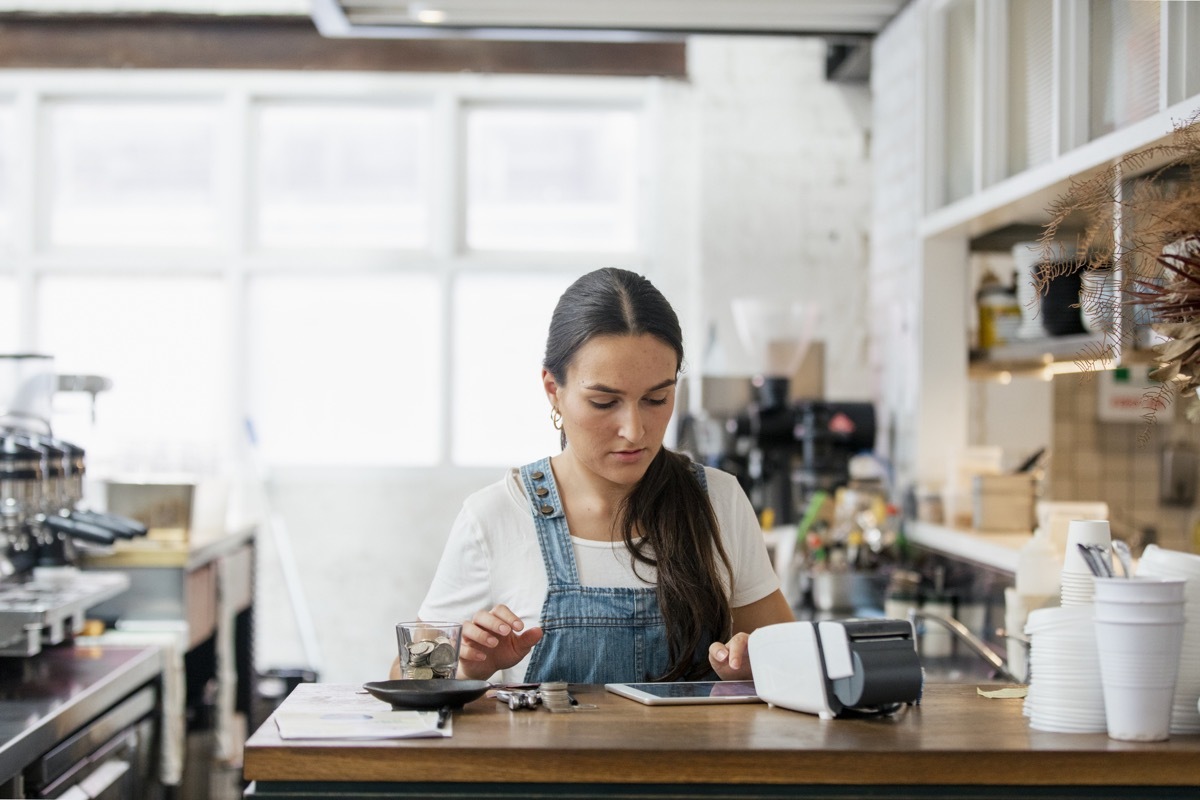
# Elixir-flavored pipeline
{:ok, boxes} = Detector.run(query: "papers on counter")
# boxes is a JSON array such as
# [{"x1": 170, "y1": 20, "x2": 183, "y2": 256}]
[{"x1": 274, "y1": 710, "x2": 451, "y2": 740}]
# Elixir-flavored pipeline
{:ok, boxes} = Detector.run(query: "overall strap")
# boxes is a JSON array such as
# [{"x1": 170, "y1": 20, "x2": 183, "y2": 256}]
[{"x1": 518, "y1": 458, "x2": 579, "y2": 586}]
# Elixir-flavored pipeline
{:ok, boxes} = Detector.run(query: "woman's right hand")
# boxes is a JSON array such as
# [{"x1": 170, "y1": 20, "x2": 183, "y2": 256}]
[{"x1": 458, "y1": 604, "x2": 543, "y2": 680}]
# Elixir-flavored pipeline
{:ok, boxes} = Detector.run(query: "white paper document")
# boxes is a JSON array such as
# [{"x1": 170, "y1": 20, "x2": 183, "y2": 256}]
[{"x1": 274, "y1": 710, "x2": 452, "y2": 740}]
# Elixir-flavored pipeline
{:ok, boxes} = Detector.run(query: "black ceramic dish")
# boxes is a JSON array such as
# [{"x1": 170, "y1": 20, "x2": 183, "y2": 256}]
[{"x1": 362, "y1": 679, "x2": 491, "y2": 710}]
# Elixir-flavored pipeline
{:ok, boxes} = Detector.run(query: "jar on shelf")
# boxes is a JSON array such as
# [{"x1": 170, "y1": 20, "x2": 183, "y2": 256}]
[{"x1": 976, "y1": 270, "x2": 1021, "y2": 349}]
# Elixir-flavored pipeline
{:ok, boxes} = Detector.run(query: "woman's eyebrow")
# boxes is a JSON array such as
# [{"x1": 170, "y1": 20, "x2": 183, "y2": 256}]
[{"x1": 584, "y1": 378, "x2": 677, "y2": 395}]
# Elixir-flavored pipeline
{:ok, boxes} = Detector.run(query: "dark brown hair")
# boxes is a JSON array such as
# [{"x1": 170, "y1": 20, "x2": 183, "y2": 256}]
[{"x1": 544, "y1": 267, "x2": 733, "y2": 680}]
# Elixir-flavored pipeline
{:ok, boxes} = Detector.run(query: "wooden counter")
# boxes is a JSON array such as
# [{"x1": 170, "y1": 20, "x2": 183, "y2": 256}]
[{"x1": 243, "y1": 682, "x2": 1200, "y2": 798}]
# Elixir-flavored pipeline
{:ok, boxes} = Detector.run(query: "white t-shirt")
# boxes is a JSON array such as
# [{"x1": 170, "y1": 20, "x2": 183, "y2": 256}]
[{"x1": 418, "y1": 463, "x2": 781, "y2": 683}]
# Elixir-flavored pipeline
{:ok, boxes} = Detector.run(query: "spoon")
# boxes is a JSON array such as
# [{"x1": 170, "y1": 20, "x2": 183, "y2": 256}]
[
  {"x1": 1112, "y1": 540, "x2": 1134, "y2": 578},
  {"x1": 1076, "y1": 543, "x2": 1113, "y2": 578}
]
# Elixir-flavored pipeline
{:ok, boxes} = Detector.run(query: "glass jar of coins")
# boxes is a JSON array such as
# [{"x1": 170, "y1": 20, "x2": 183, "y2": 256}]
[{"x1": 395, "y1": 621, "x2": 463, "y2": 679}]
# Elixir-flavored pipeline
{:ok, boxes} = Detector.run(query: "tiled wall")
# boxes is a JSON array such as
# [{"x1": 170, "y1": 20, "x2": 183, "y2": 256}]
[{"x1": 1048, "y1": 374, "x2": 1200, "y2": 554}]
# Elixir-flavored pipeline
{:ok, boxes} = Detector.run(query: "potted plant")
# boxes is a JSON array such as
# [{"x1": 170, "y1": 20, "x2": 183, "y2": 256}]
[{"x1": 1037, "y1": 110, "x2": 1200, "y2": 427}]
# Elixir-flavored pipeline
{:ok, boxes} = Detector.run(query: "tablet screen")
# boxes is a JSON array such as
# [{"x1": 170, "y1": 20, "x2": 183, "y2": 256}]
[{"x1": 605, "y1": 680, "x2": 761, "y2": 705}]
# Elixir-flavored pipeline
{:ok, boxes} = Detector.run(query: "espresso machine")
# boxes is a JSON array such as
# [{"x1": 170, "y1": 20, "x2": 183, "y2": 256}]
[
  {"x1": 0, "y1": 354, "x2": 145, "y2": 656},
  {"x1": 725, "y1": 390, "x2": 876, "y2": 525},
  {"x1": 704, "y1": 299, "x2": 876, "y2": 524}
]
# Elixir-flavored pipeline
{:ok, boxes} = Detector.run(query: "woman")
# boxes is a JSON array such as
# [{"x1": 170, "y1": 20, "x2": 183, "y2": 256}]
[{"x1": 411, "y1": 267, "x2": 793, "y2": 685}]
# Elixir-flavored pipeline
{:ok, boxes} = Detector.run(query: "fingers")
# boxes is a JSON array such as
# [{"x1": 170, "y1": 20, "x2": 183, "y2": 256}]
[
  {"x1": 708, "y1": 632, "x2": 752, "y2": 680},
  {"x1": 515, "y1": 625, "x2": 544, "y2": 655},
  {"x1": 459, "y1": 605, "x2": 540, "y2": 676},
  {"x1": 490, "y1": 604, "x2": 526, "y2": 632},
  {"x1": 463, "y1": 605, "x2": 522, "y2": 654}
]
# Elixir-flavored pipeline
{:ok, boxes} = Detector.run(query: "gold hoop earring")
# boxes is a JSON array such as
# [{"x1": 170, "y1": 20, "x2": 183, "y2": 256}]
[{"x1": 550, "y1": 408, "x2": 563, "y2": 431}]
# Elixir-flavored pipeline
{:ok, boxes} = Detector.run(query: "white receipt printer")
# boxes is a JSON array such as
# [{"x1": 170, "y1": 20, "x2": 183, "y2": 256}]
[{"x1": 749, "y1": 619, "x2": 923, "y2": 719}]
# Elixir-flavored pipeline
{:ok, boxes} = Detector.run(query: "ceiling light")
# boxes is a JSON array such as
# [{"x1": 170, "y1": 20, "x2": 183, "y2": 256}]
[{"x1": 415, "y1": 8, "x2": 446, "y2": 24}]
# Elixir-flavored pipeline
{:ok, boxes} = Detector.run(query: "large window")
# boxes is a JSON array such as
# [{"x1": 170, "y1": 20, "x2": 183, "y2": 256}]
[
  {"x1": 451, "y1": 272, "x2": 573, "y2": 467},
  {"x1": 0, "y1": 102, "x2": 12, "y2": 246},
  {"x1": 0, "y1": 73, "x2": 651, "y2": 471},
  {"x1": 247, "y1": 274, "x2": 442, "y2": 467},
  {"x1": 44, "y1": 100, "x2": 222, "y2": 248},
  {"x1": 465, "y1": 106, "x2": 641, "y2": 252},
  {"x1": 253, "y1": 102, "x2": 432, "y2": 250},
  {"x1": 37, "y1": 275, "x2": 229, "y2": 473}
]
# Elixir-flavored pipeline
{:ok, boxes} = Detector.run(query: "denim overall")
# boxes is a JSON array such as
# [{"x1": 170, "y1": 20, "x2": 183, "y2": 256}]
[{"x1": 520, "y1": 456, "x2": 710, "y2": 684}]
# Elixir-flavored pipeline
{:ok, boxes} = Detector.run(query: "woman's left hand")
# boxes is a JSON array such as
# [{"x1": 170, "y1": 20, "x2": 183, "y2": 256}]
[{"x1": 707, "y1": 631, "x2": 752, "y2": 680}]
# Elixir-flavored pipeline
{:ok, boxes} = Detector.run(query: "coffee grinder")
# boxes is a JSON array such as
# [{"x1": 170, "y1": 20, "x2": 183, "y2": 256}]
[
  {"x1": 717, "y1": 300, "x2": 876, "y2": 525},
  {"x1": 723, "y1": 299, "x2": 815, "y2": 524}
]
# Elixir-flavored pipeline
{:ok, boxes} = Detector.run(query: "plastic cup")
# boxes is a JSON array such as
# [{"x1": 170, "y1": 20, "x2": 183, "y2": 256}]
[
  {"x1": 1093, "y1": 600, "x2": 1187, "y2": 624},
  {"x1": 1093, "y1": 576, "x2": 1187, "y2": 604},
  {"x1": 1094, "y1": 617, "x2": 1185, "y2": 741},
  {"x1": 396, "y1": 621, "x2": 462, "y2": 680},
  {"x1": 1102, "y1": 683, "x2": 1178, "y2": 742}
]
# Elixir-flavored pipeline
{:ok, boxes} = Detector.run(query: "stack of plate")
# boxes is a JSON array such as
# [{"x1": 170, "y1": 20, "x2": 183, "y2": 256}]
[
  {"x1": 1023, "y1": 605, "x2": 1107, "y2": 733},
  {"x1": 1136, "y1": 544, "x2": 1200, "y2": 734}
]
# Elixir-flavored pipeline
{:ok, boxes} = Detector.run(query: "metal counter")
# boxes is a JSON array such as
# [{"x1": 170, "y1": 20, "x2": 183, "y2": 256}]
[{"x1": 0, "y1": 644, "x2": 163, "y2": 787}]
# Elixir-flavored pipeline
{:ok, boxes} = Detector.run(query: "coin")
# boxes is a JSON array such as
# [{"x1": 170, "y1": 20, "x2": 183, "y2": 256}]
[
  {"x1": 409, "y1": 640, "x2": 436, "y2": 657},
  {"x1": 538, "y1": 681, "x2": 573, "y2": 713},
  {"x1": 400, "y1": 631, "x2": 458, "y2": 678},
  {"x1": 429, "y1": 642, "x2": 456, "y2": 668}
]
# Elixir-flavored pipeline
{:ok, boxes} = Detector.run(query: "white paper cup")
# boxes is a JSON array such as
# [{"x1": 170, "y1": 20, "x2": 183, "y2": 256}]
[{"x1": 1063, "y1": 519, "x2": 1111, "y2": 575}]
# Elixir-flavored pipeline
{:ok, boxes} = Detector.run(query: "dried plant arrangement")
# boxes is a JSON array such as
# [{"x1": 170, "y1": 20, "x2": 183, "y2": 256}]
[{"x1": 1035, "y1": 109, "x2": 1200, "y2": 428}]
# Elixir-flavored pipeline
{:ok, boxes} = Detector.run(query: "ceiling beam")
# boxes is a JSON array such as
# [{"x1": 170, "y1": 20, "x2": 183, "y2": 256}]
[{"x1": 0, "y1": 14, "x2": 688, "y2": 76}]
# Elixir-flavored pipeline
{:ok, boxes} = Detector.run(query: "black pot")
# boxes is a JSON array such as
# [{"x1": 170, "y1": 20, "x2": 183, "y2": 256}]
[{"x1": 1041, "y1": 268, "x2": 1086, "y2": 337}]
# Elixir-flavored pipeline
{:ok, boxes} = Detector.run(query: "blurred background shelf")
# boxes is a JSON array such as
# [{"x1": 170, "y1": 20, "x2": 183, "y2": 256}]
[{"x1": 905, "y1": 521, "x2": 1027, "y2": 575}]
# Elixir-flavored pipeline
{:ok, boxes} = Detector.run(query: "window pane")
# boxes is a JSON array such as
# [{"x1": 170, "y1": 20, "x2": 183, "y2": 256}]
[
  {"x1": 37, "y1": 277, "x2": 229, "y2": 475},
  {"x1": 466, "y1": 107, "x2": 640, "y2": 252},
  {"x1": 452, "y1": 272, "x2": 575, "y2": 466},
  {"x1": 0, "y1": 103, "x2": 12, "y2": 245},
  {"x1": 45, "y1": 101, "x2": 221, "y2": 248},
  {"x1": 0, "y1": 276, "x2": 19, "y2": 353},
  {"x1": 1090, "y1": 0, "x2": 1161, "y2": 139},
  {"x1": 248, "y1": 274, "x2": 441, "y2": 467},
  {"x1": 255, "y1": 103, "x2": 431, "y2": 249}
]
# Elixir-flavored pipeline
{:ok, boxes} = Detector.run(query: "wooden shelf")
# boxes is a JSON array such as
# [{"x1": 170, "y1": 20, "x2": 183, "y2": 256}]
[
  {"x1": 968, "y1": 333, "x2": 1109, "y2": 378},
  {"x1": 968, "y1": 334, "x2": 1163, "y2": 378}
]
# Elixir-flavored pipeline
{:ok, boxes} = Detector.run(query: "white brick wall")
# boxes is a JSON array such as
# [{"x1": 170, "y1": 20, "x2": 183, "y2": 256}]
[
  {"x1": 870, "y1": 2, "x2": 926, "y2": 484},
  {"x1": 687, "y1": 36, "x2": 873, "y2": 401}
]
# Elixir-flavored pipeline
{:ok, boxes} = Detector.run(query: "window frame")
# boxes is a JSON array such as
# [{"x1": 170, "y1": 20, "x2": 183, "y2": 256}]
[{"x1": 0, "y1": 69, "x2": 659, "y2": 469}]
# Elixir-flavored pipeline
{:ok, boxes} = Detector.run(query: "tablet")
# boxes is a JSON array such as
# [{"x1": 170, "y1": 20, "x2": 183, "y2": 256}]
[{"x1": 604, "y1": 680, "x2": 761, "y2": 706}]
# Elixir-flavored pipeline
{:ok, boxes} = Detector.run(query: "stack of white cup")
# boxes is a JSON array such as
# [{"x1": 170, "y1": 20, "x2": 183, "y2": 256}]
[
  {"x1": 1135, "y1": 544, "x2": 1200, "y2": 733},
  {"x1": 1023, "y1": 605, "x2": 1107, "y2": 733},
  {"x1": 1092, "y1": 576, "x2": 1187, "y2": 741},
  {"x1": 1061, "y1": 519, "x2": 1112, "y2": 606}
]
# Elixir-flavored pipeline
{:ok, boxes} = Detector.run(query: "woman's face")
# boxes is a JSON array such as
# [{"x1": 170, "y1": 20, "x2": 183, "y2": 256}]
[{"x1": 544, "y1": 333, "x2": 678, "y2": 489}]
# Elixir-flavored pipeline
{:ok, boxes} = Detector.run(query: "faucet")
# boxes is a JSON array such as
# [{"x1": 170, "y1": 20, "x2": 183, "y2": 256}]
[{"x1": 907, "y1": 608, "x2": 1022, "y2": 684}]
